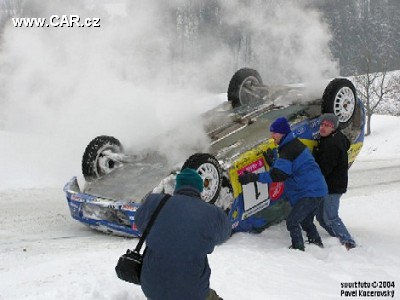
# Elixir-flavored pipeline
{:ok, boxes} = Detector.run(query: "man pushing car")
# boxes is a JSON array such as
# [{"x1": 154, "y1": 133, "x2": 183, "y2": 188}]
[{"x1": 239, "y1": 117, "x2": 328, "y2": 251}]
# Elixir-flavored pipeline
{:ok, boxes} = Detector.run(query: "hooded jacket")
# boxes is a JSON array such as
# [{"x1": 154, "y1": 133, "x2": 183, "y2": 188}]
[
  {"x1": 135, "y1": 187, "x2": 232, "y2": 300},
  {"x1": 258, "y1": 132, "x2": 328, "y2": 206},
  {"x1": 313, "y1": 130, "x2": 350, "y2": 194}
]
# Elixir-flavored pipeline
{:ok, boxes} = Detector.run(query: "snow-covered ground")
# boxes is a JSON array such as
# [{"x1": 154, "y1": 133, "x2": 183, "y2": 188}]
[{"x1": 0, "y1": 114, "x2": 399, "y2": 300}]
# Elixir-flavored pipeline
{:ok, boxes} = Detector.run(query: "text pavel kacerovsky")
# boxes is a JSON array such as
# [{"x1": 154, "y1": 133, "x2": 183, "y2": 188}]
[
  {"x1": 12, "y1": 15, "x2": 100, "y2": 28},
  {"x1": 341, "y1": 281, "x2": 395, "y2": 298}
]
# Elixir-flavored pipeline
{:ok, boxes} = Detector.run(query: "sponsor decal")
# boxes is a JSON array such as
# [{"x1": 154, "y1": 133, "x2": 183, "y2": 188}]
[
  {"x1": 310, "y1": 119, "x2": 320, "y2": 128},
  {"x1": 231, "y1": 221, "x2": 239, "y2": 229},
  {"x1": 232, "y1": 209, "x2": 239, "y2": 220},
  {"x1": 68, "y1": 202, "x2": 79, "y2": 209},
  {"x1": 312, "y1": 131, "x2": 320, "y2": 139},
  {"x1": 70, "y1": 194, "x2": 84, "y2": 202},
  {"x1": 295, "y1": 126, "x2": 306, "y2": 135},
  {"x1": 238, "y1": 158, "x2": 264, "y2": 175},
  {"x1": 269, "y1": 182, "x2": 284, "y2": 201},
  {"x1": 92, "y1": 197, "x2": 108, "y2": 203},
  {"x1": 238, "y1": 159, "x2": 270, "y2": 216},
  {"x1": 242, "y1": 199, "x2": 270, "y2": 219},
  {"x1": 122, "y1": 204, "x2": 138, "y2": 212}
]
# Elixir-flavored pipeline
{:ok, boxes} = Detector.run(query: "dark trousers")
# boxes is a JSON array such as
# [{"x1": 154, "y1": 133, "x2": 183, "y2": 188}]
[{"x1": 286, "y1": 197, "x2": 322, "y2": 246}]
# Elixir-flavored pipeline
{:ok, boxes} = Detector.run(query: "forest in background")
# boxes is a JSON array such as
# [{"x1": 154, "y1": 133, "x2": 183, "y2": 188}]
[
  {"x1": 1, "y1": 0, "x2": 399, "y2": 123},
  {"x1": 1, "y1": 0, "x2": 399, "y2": 84},
  {"x1": 167, "y1": 0, "x2": 400, "y2": 77}
]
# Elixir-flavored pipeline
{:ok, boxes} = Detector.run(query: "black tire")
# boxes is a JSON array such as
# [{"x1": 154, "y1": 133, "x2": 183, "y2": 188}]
[
  {"x1": 181, "y1": 153, "x2": 222, "y2": 204},
  {"x1": 321, "y1": 78, "x2": 357, "y2": 129},
  {"x1": 227, "y1": 68, "x2": 263, "y2": 108},
  {"x1": 82, "y1": 135, "x2": 123, "y2": 181}
]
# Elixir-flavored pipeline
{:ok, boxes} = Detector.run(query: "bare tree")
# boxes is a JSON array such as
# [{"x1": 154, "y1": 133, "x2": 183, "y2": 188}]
[
  {"x1": 387, "y1": 75, "x2": 400, "y2": 116},
  {"x1": 354, "y1": 59, "x2": 399, "y2": 135},
  {"x1": 0, "y1": 0, "x2": 23, "y2": 21},
  {"x1": 0, "y1": 0, "x2": 23, "y2": 37},
  {"x1": 0, "y1": 0, "x2": 23, "y2": 16},
  {"x1": 350, "y1": 0, "x2": 400, "y2": 136}
]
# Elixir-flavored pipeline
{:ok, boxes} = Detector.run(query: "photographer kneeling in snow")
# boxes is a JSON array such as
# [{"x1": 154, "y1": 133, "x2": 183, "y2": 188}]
[{"x1": 135, "y1": 168, "x2": 232, "y2": 300}]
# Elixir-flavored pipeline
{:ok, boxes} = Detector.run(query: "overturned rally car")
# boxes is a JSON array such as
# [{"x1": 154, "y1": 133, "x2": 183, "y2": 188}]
[{"x1": 64, "y1": 68, "x2": 365, "y2": 237}]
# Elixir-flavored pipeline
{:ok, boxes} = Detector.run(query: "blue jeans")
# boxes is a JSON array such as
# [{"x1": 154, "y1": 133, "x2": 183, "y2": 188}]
[
  {"x1": 286, "y1": 197, "x2": 322, "y2": 246},
  {"x1": 316, "y1": 194, "x2": 355, "y2": 245}
]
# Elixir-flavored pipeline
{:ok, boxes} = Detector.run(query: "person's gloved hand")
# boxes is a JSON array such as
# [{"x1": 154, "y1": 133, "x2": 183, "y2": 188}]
[
  {"x1": 263, "y1": 148, "x2": 275, "y2": 166},
  {"x1": 238, "y1": 172, "x2": 259, "y2": 185}
]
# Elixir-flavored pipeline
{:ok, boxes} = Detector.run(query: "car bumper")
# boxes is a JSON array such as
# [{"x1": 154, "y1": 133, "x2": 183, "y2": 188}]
[{"x1": 63, "y1": 177, "x2": 141, "y2": 237}]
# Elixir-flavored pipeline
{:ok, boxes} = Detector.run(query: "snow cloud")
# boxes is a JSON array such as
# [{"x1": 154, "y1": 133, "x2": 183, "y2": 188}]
[
  {"x1": 220, "y1": 0, "x2": 339, "y2": 84},
  {"x1": 0, "y1": 0, "x2": 338, "y2": 179},
  {"x1": 0, "y1": 1, "x2": 212, "y2": 167}
]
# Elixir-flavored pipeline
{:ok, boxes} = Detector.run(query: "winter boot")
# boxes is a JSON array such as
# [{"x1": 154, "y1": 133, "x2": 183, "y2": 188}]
[
  {"x1": 307, "y1": 237, "x2": 324, "y2": 248},
  {"x1": 289, "y1": 243, "x2": 305, "y2": 251},
  {"x1": 206, "y1": 288, "x2": 223, "y2": 300},
  {"x1": 344, "y1": 242, "x2": 356, "y2": 250}
]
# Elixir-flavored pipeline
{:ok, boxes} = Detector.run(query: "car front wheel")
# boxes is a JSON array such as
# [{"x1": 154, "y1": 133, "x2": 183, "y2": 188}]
[
  {"x1": 181, "y1": 153, "x2": 222, "y2": 204},
  {"x1": 81, "y1": 135, "x2": 124, "y2": 181},
  {"x1": 321, "y1": 78, "x2": 357, "y2": 129},
  {"x1": 227, "y1": 68, "x2": 264, "y2": 108}
]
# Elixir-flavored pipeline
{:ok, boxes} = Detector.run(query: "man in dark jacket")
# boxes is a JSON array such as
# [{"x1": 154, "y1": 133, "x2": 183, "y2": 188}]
[
  {"x1": 239, "y1": 117, "x2": 328, "y2": 251},
  {"x1": 135, "y1": 168, "x2": 232, "y2": 300},
  {"x1": 313, "y1": 113, "x2": 356, "y2": 250}
]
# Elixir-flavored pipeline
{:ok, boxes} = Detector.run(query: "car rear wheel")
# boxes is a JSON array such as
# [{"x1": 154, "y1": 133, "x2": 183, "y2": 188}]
[
  {"x1": 321, "y1": 78, "x2": 357, "y2": 129},
  {"x1": 181, "y1": 153, "x2": 222, "y2": 204},
  {"x1": 227, "y1": 68, "x2": 264, "y2": 108},
  {"x1": 82, "y1": 135, "x2": 124, "y2": 181}
]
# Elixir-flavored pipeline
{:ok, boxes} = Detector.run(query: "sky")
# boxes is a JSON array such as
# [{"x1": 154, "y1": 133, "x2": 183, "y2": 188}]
[{"x1": 0, "y1": 114, "x2": 400, "y2": 300}]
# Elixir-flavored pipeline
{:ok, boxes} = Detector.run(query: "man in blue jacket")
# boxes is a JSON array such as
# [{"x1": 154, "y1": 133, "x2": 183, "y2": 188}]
[
  {"x1": 239, "y1": 117, "x2": 328, "y2": 251},
  {"x1": 135, "y1": 168, "x2": 232, "y2": 300}
]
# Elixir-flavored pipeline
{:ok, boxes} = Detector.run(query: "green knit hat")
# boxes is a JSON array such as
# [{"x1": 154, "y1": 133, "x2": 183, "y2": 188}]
[{"x1": 175, "y1": 168, "x2": 204, "y2": 192}]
